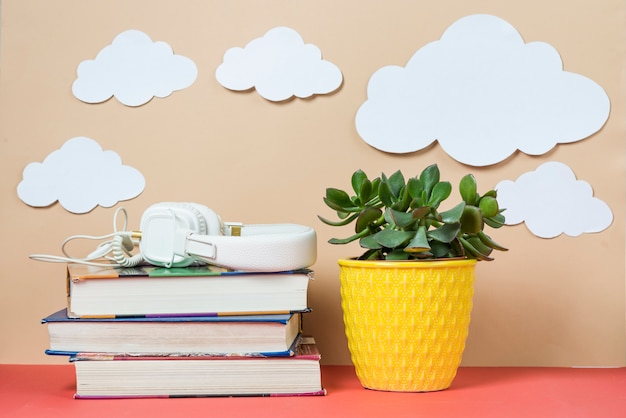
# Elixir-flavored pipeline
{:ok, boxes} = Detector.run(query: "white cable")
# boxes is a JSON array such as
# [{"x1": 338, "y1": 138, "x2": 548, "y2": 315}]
[
  {"x1": 29, "y1": 207, "x2": 143, "y2": 267},
  {"x1": 110, "y1": 234, "x2": 143, "y2": 267}
]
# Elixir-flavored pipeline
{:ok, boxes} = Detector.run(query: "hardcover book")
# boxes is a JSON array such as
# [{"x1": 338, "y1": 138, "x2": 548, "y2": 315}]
[
  {"x1": 43, "y1": 308, "x2": 302, "y2": 356},
  {"x1": 69, "y1": 337, "x2": 325, "y2": 398},
  {"x1": 65, "y1": 263, "x2": 312, "y2": 318}
]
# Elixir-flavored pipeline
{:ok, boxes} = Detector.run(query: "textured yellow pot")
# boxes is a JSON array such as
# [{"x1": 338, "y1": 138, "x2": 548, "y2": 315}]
[{"x1": 339, "y1": 258, "x2": 476, "y2": 392}]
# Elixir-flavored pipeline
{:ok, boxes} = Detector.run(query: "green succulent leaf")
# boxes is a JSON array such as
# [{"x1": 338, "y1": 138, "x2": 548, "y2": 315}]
[
  {"x1": 323, "y1": 197, "x2": 357, "y2": 213},
  {"x1": 324, "y1": 188, "x2": 357, "y2": 211},
  {"x1": 482, "y1": 189, "x2": 497, "y2": 199},
  {"x1": 386, "y1": 208, "x2": 416, "y2": 229},
  {"x1": 405, "y1": 226, "x2": 430, "y2": 252},
  {"x1": 420, "y1": 164, "x2": 440, "y2": 196},
  {"x1": 427, "y1": 181, "x2": 452, "y2": 208},
  {"x1": 318, "y1": 213, "x2": 359, "y2": 227},
  {"x1": 328, "y1": 235, "x2": 361, "y2": 245},
  {"x1": 358, "y1": 179, "x2": 373, "y2": 206},
  {"x1": 429, "y1": 241, "x2": 452, "y2": 258},
  {"x1": 459, "y1": 174, "x2": 478, "y2": 206},
  {"x1": 479, "y1": 196, "x2": 499, "y2": 218},
  {"x1": 484, "y1": 212, "x2": 506, "y2": 229},
  {"x1": 477, "y1": 230, "x2": 508, "y2": 251},
  {"x1": 460, "y1": 236, "x2": 493, "y2": 261},
  {"x1": 355, "y1": 207, "x2": 382, "y2": 233},
  {"x1": 460, "y1": 205, "x2": 484, "y2": 234},
  {"x1": 359, "y1": 234, "x2": 382, "y2": 250},
  {"x1": 351, "y1": 170, "x2": 368, "y2": 196},
  {"x1": 337, "y1": 211, "x2": 351, "y2": 220},
  {"x1": 392, "y1": 186, "x2": 411, "y2": 212},
  {"x1": 370, "y1": 178, "x2": 381, "y2": 199},
  {"x1": 360, "y1": 249, "x2": 383, "y2": 260},
  {"x1": 378, "y1": 181, "x2": 394, "y2": 207},
  {"x1": 450, "y1": 237, "x2": 465, "y2": 257},
  {"x1": 374, "y1": 228, "x2": 414, "y2": 249},
  {"x1": 440, "y1": 202, "x2": 465, "y2": 223},
  {"x1": 420, "y1": 190, "x2": 429, "y2": 207},
  {"x1": 467, "y1": 236, "x2": 494, "y2": 257},
  {"x1": 407, "y1": 178, "x2": 425, "y2": 200},
  {"x1": 386, "y1": 249, "x2": 411, "y2": 260},
  {"x1": 411, "y1": 206, "x2": 431, "y2": 220},
  {"x1": 386, "y1": 170, "x2": 406, "y2": 198},
  {"x1": 428, "y1": 222, "x2": 461, "y2": 243}
]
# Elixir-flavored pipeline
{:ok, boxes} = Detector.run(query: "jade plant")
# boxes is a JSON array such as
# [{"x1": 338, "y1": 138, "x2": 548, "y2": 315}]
[{"x1": 319, "y1": 164, "x2": 507, "y2": 261}]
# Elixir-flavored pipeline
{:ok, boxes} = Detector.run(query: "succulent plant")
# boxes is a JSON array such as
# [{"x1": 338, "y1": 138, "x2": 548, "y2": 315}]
[{"x1": 319, "y1": 164, "x2": 508, "y2": 261}]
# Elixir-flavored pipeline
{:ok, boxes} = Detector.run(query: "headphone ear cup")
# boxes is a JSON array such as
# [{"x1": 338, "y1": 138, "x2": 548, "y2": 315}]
[
  {"x1": 139, "y1": 202, "x2": 223, "y2": 268},
  {"x1": 183, "y1": 203, "x2": 223, "y2": 236}
]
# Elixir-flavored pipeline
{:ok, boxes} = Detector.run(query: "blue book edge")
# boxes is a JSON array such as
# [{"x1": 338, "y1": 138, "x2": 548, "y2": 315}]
[
  {"x1": 42, "y1": 308, "x2": 312, "y2": 323},
  {"x1": 47, "y1": 334, "x2": 303, "y2": 359}
]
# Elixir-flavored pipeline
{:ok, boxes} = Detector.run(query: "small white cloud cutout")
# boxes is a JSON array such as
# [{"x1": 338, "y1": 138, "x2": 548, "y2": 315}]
[
  {"x1": 495, "y1": 162, "x2": 613, "y2": 238},
  {"x1": 355, "y1": 14, "x2": 611, "y2": 166},
  {"x1": 72, "y1": 30, "x2": 198, "y2": 107},
  {"x1": 17, "y1": 137, "x2": 145, "y2": 214},
  {"x1": 215, "y1": 26, "x2": 343, "y2": 102}
]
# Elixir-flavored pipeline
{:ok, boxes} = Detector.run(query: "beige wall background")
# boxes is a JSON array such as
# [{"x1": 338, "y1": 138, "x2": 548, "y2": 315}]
[{"x1": 1, "y1": 0, "x2": 624, "y2": 366}]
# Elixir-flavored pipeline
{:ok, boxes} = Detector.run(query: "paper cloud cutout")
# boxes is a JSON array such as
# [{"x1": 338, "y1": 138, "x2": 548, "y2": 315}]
[
  {"x1": 72, "y1": 30, "x2": 198, "y2": 107},
  {"x1": 215, "y1": 26, "x2": 343, "y2": 101},
  {"x1": 495, "y1": 162, "x2": 613, "y2": 238},
  {"x1": 355, "y1": 14, "x2": 611, "y2": 166},
  {"x1": 17, "y1": 137, "x2": 145, "y2": 214}
]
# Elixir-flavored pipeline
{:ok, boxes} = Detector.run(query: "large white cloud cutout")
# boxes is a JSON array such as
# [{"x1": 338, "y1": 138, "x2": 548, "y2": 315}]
[
  {"x1": 72, "y1": 30, "x2": 198, "y2": 107},
  {"x1": 355, "y1": 14, "x2": 611, "y2": 166},
  {"x1": 215, "y1": 26, "x2": 343, "y2": 102},
  {"x1": 495, "y1": 161, "x2": 613, "y2": 239},
  {"x1": 17, "y1": 137, "x2": 145, "y2": 214}
]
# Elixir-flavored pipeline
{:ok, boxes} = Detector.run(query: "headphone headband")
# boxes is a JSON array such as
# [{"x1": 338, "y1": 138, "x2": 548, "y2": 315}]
[
  {"x1": 139, "y1": 202, "x2": 317, "y2": 271},
  {"x1": 183, "y1": 224, "x2": 316, "y2": 272}
]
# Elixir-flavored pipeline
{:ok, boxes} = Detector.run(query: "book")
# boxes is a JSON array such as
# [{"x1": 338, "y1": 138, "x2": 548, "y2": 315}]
[
  {"x1": 65, "y1": 263, "x2": 313, "y2": 318},
  {"x1": 69, "y1": 337, "x2": 325, "y2": 398},
  {"x1": 43, "y1": 308, "x2": 302, "y2": 356}
]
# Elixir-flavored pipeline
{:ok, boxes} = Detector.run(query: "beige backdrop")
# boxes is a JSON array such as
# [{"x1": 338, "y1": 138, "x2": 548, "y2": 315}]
[{"x1": 1, "y1": 0, "x2": 624, "y2": 366}]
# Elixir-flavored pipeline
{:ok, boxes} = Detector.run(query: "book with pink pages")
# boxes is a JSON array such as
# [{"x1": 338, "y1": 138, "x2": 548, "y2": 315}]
[{"x1": 69, "y1": 337, "x2": 326, "y2": 398}]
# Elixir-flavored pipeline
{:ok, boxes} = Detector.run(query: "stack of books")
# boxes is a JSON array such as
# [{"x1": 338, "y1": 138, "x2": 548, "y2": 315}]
[{"x1": 42, "y1": 263, "x2": 325, "y2": 398}]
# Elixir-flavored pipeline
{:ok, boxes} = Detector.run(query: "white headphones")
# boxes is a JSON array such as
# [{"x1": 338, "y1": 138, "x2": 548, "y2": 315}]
[
  {"x1": 139, "y1": 202, "x2": 316, "y2": 271},
  {"x1": 30, "y1": 202, "x2": 317, "y2": 272}
]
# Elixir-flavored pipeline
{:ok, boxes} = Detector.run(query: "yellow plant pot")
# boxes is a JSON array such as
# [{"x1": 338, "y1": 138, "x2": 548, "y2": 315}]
[{"x1": 339, "y1": 258, "x2": 476, "y2": 392}]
